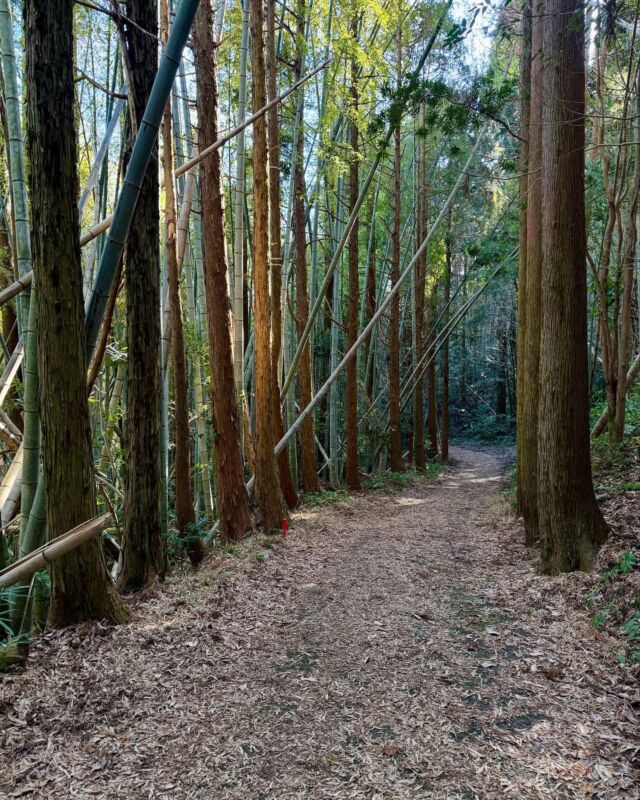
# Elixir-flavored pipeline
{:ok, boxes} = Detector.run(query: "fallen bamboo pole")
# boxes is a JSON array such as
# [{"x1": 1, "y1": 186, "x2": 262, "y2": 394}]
[
  {"x1": 0, "y1": 274, "x2": 32, "y2": 307},
  {"x1": 0, "y1": 513, "x2": 111, "y2": 589}
]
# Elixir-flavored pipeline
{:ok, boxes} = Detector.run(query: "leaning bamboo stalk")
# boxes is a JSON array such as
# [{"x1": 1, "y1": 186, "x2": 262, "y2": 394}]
[
  {"x1": 0, "y1": 339, "x2": 23, "y2": 407},
  {"x1": 1, "y1": 467, "x2": 21, "y2": 528},
  {"x1": 0, "y1": 273, "x2": 33, "y2": 307},
  {"x1": 272, "y1": 122, "x2": 490, "y2": 464},
  {"x1": 1, "y1": 64, "x2": 331, "y2": 317},
  {"x1": 0, "y1": 444, "x2": 22, "y2": 511},
  {"x1": 280, "y1": 4, "x2": 451, "y2": 402},
  {"x1": 175, "y1": 59, "x2": 329, "y2": 181},
  {"x1": 0, "y1": 514, "x2": 111, "y2": 589},
  {"x1": 84, "y1": 0, "x2": 201, "y2": 358}
]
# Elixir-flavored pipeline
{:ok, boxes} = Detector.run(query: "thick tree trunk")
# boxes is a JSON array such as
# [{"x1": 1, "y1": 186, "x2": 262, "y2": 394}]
[
  {"x1": 516, "y1": 0, "x2": 531, "y2": 518},
  {"x1": 345, "y1": 14, "x2": 360, "y2": 490},
  {"x1": 159, "y1": 0, "x2": 202, "y2": 566},
  {"x1": 118, "y1": 0, "x2": 163, "y2": 592},
  {"x1": 193, "y1": 0, "x2": 252, "y2": 542},
  {"x1": 26, "y1": 0, "x2": 126, "y2": 624},
  {"x1": 521, "y1": 0, "x2": 542, "y2": 545},
  {"x1": 537, "y1": 0, "x2": 608, "y2": 574},
  {"x1": 266, "y1": 0, "x2": 298, "y2": 507},
  {"x1": 250, "y1": 0, "x2": 287, "y2": 531}
]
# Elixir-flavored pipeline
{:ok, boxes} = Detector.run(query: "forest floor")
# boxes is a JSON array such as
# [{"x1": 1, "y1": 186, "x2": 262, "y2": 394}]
[{"x1": 1, "y1": 447, "x2": 639, "y2": 800}]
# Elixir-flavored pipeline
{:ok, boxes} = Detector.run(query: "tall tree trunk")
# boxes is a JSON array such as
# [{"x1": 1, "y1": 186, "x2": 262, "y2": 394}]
[
  {"x1": 26, "y1": 0, "x2": 126, "y2": 625},
  {"x1": 118, "y1": 0, "x2": 163, "y2": 593},
  {"x1": 612, "y1": 83, "x2": 640, "y2": 440},
  {"x1": 292, "y1": 0, "x2": 320, "y2": 493},
  {"x1": 414, "y1": 120, "x2": 426, "y2": 469},
  {"x1": 250, "y1": 0, "x2": 287, "y2": 530},
  {"x1": 521, "y1": 0, "x2": 542, "y2": 545},
  {"x1": 426, "y1": 282, "x2": 438, "y2": 457},
  {"x1": 193, "y1": 0, "x2": 252, "y2": 542},
  {"x1": 495, "y1": 316, "x2": 507, "y2": 415},
  {"x1": 516, "y1": 0, "x2": 531, "y2": 518},
  {"x1": 159, "y1": 0, "x2": 202, "y2": 566},
  {"x1": 537, "y1": 0, "x2": 608, "y2": 573},
  {"x1": 389, "y1": 29, "x2": 403, "y2": 472},
  {"x1": 345, "y1": 13, "x2": 360, "y2": 489},
  {"x1": 441, "y1": 208, "x2": 451, "y2": 461},
  {"x1": 266, "y1": 0, "x2": 298, "y2": 506}
]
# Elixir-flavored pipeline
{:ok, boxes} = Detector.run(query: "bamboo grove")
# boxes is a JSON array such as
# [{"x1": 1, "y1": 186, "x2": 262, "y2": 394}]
[{"x1": 0, "y1": 0, "x2": 639, "y2": 649}]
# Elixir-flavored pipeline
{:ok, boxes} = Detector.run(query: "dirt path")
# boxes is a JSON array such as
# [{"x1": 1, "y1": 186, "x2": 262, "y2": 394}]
[{"x1": 1, "y1": 447, "x2": 638, "y2": 799}]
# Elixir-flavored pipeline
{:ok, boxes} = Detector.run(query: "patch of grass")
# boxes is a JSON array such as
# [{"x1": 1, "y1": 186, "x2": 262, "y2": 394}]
[
  {"x1": 620, "y1": 603, "x2": 640, "y2": 664},
  {"x1": 301, "y1": 489, "x2": 349, "y2": 507},
  {"x1": 602, "y1": 551, "x2": 636, "y2": 582},
  {"x1": 591, "y1": 603, "x2": 618, "y2": 629},
  {"x1": 261, "y1": 537, "x2": 275, "y2": 549},
  {"x1": 362, "y1": 463, "x2": 444, "y2": 492}
]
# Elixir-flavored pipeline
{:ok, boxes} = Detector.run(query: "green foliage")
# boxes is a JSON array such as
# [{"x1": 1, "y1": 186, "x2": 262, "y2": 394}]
[
  {"x1": 453, "y1": 409, "x2": 515, "y2": 445},
  {"x1": 602, "y1": 552, "x2": 636, "y2": 583},
  {"x1": 620, "y1": 604, "x2": 640, "y2": 664},
  {"x1": 302, "y1": 489, "x2": 350, "y2": 507},
  {"x1": 362, "y1": 463, "x2": 443, "y2": 491},
  {"x1": 591, "y1": 603, "x2": 618, "y2": 630},
  {"x1": 166, "y1": 515, "x2": 211, "y2": 564}
]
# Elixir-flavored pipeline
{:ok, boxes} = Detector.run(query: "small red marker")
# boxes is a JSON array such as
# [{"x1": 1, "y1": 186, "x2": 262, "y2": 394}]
[{"x1": 282, "y1": 518, "x2": 288, "y2": 538}]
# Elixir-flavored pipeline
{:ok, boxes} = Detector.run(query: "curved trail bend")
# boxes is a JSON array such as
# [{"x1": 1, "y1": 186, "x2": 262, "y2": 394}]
[{"x1": 2, "y1": 447, "x2": 637, "y2": 799}]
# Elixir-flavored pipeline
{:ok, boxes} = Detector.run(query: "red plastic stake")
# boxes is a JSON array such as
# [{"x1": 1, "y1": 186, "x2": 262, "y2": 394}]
[{"x1": 282, "y1": 518, "x2": 287, "y2": 538}]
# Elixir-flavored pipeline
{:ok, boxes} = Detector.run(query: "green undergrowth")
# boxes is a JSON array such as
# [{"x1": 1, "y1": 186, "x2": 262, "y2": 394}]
[
  {"x1": 498, "y1": 429, "x2": 640, "y2": 666},
  {"x1": 362, "y1": 462, "x2": 444, "y2": 491},
  {"x1": 586, "y1": 551, "x2": 640, "y2": 665},
  {"x1": 451, "y1": 409, "x2": 516, "y2": 446},
  {"x1": 501, "y1": 464, "x2": 517, "y2": 511},
  {"x1": 587, "y1": 432, "x2": 640, "y2": 665},
  {"x1": 300, "y1": 489, "x2": 350, "y2": 507}
]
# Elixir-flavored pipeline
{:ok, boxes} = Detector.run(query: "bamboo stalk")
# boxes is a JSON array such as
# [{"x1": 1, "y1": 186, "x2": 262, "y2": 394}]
[
  {"x1": 84, "y1": 0, "x2": 202, "y2": 359},
  {"x1": 271, "y1": 121, "x2": 490, "y2": 464},
  {"x1": 280, "y1": 2, "x2": 452, "y2": 403},
  {"x1": 0, "y1": 514, "x2": 111, "y2": 589},
  {"x1": 232, "y1": 0, "x2": 249, "y2": 410},
  {"x1": 0, "y1": 273, "x2": 33, "y2": 307},
  {"x1": 0, "y1": 339, "x2": 23, "y2": 407},
  {"x1": 0, "y1": 0, "x2": 33, "y2": 332}
]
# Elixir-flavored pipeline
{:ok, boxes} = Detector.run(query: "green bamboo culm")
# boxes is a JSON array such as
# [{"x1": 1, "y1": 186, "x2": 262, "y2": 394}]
[
  {"x1": 20, "y1": 291, "x2": 39, "y2": 537},
  {"x1": 0, "y1": 0, "x2": 40, "y2": 552},
  {"x1": 85, "y1": 0, "x2": 202, "y2": 359},
  {"x1": 0, "y1": 0, "x2": 33, "y2": 334},
  {"x1": 13, "y1": 0, "x2": 202, "y2": 634}
]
